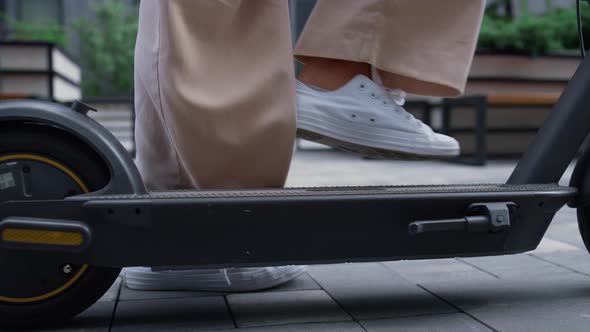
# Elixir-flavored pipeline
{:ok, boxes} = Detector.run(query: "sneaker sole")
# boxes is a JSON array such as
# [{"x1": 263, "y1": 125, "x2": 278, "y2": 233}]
[
  {"x1": 297, "y1": 111, "x2": 459, "y2": 159},
  {"x1": 123, "y1": 266, "x2": 307, "y2": 292},
  {"x1": 297, "y1": 128, "x2": 457, "y2": 160}
]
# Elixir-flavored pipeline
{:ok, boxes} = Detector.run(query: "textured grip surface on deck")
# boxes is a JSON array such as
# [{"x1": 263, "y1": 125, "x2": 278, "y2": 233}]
[{"x1": 82, "y1": 184, "x2": 574, "y2": 200}]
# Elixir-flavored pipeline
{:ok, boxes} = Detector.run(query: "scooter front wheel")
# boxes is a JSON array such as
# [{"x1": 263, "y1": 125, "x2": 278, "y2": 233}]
[
  {"x1": 578, "y1": 205, "x2": 590, "y2": 254},
  {"x1": 0, "y1": 122, "x2": 121, "y2": 329}
]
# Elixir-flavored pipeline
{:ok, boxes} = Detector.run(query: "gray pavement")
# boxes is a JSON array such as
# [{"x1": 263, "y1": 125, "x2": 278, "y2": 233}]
[{"x1": 26, "y1": 150, "x2": 590, "y2": 331}]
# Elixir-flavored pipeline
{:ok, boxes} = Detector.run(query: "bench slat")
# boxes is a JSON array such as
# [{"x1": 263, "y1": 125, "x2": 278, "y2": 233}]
[{"x1": 487, "y1": 94, "x2": 560, "y2": 106}]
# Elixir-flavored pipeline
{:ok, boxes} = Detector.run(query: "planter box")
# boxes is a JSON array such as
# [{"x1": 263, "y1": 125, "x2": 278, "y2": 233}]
[
  {"x1": 469, "y1": 52, "x2": 579, "y2": 82},
  {"x1": 466, "y1": 52, "x2": 578, "y2": 97},
  {"x1": 0, "y1": 41, "x2": 81, "y2": 102}
]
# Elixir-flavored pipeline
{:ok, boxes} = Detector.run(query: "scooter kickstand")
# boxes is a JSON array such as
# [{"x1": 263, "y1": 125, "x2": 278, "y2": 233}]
[{"x1": 408, "y1": 202, "x2": 515, "y2": 235}]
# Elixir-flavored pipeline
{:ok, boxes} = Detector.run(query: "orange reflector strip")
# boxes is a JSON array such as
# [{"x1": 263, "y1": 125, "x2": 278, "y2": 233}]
[{"x1": 1, "y1": 229, "x2": 83, "y2": 246}]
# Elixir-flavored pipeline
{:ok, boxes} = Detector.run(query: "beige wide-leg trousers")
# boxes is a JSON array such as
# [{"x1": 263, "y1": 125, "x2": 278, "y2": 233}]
[{"x1": 135, "y1": 0, "x2": 485, "y2": 191}]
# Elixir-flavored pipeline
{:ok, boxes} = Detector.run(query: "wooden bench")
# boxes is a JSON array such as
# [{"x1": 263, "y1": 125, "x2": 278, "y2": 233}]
[{"x1": 441, "y1": 93, "x2": 562, "y2": 165}]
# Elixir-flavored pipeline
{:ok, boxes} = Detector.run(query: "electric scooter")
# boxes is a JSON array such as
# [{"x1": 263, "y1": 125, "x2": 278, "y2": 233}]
[{"x1": 3, "y1": 7, "x2": 590, "y2": 331}]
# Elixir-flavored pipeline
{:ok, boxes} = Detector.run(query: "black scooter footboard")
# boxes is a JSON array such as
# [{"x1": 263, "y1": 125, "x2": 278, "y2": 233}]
[{"x1": 0, "y1": 184, "x2": 577, "y2": 268}]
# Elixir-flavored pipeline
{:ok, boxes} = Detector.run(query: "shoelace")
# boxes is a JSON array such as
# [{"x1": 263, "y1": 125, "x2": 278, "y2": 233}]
[
  {"x1": 385, "y1": 88, "x2": 406, "y2": 107},
  {"x1": 383, "y1": 85, "x2": 424, "y2": 128},
  {"x1": 370, "y1": 66, "x2": 423, "y2": 128}
]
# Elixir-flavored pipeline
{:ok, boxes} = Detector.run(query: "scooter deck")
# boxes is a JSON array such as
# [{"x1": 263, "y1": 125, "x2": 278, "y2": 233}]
[{"x1": 0, "y1": 183, "x2": 577, "y2": 268}]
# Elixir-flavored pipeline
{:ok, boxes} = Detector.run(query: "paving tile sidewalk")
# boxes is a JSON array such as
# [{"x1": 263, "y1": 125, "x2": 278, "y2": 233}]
[{"x1": 25, "y1": 151, "x2": 590, "y2": 332}]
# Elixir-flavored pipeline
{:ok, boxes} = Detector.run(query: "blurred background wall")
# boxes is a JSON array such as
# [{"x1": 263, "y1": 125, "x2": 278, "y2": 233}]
[
  {"x1": 1, "y1": 0, "x2": 588, "y2": 97},
  {"x1": 1, "y1": 0, "x2": 139, "y2": 58},
  {"x1": 1, "y1": 0, "x2": 589, "y2": 159}
]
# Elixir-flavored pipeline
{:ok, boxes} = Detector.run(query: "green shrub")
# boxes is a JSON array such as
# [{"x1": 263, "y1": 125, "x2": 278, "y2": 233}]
[
  {"x1": 478, "y1": 4, "x2": 590, "y2": 55},
  {"x1": 1, "y1": 12, "x2": 66, "y2": 47},
  {"x1": 2, "y1": 1, "x2": 138, "y2": 97}
]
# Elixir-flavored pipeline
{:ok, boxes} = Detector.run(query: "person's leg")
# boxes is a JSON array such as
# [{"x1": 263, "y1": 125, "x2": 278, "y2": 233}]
[
  {"x1": 296, "y1": 0, "x2": 485, "y2": 96},
  {"x1": 129, "y1": 0, "x2": 305, "y2": 292},
  {"x1": 297, "y1": 58, "x2": 370, "y2": 91},
  {"x1": 294, "y1": 0, "x2": 485, "y2": 158},
  {"x1": 135, "y1": 0, "x2": 296, "y2": 191}
]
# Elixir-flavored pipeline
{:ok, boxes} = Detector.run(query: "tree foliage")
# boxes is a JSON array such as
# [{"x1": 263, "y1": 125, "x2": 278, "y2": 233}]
[{"x1": 75, "y1": 0, "x2": 138, "y2": 97}]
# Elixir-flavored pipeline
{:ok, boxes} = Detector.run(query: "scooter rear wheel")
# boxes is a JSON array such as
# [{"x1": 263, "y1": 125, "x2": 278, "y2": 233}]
[{"x1": 0, "y1": 122, "x2": 121, "y2": 329}]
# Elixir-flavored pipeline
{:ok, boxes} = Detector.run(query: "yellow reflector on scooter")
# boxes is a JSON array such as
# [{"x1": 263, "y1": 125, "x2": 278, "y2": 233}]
[{"x1": 1, "y1": 229, "x2": 84, "y2": 246}]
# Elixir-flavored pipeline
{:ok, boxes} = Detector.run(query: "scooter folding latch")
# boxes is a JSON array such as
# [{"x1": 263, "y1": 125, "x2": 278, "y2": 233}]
[
  {"x1": 468, "y1": 202, "x2": 515, "y2": 231},
  {"x1": 408, "y1": 202, "x2": 515, "y2": 235}
]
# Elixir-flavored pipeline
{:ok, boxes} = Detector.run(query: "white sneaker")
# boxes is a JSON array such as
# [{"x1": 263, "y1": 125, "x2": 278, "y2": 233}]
[
  {"x1": 123, "y1": 266, "x2": 307, "y2": 292},
  {"x1": 296, "y1": 68, "x2": 460, "y2": 158}
]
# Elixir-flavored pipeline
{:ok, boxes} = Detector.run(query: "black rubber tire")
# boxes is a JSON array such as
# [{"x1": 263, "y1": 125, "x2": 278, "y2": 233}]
[
  {"x1": 578, "y1": 206, "x2": 590, "y2": 255},
  {"x1": 0, "y1": 122, "x2": 121, "y2": 329}
]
